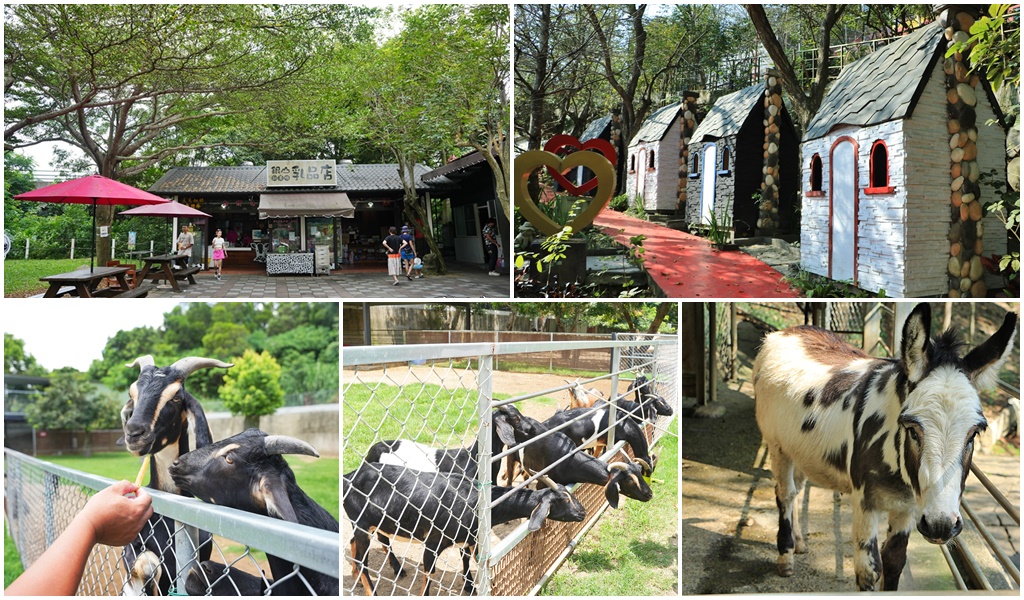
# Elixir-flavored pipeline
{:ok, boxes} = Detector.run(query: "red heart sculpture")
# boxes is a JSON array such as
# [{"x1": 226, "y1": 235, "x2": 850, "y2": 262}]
[{"x1": 543, "y1": 135, "x2": 618, "y2": 196}]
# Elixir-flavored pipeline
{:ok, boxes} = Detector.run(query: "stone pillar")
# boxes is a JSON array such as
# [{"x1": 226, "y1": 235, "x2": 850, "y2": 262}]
[
  {"x1": 610, "y1": 108, "x2": 623, "y2": 194},
  {"x1": 676, "y1": 92, "x2": 698, "y2": 215},
  {"x1": 759, "y1": 69, "x2": 784, "y2": 235},
  {"x1": 942, "y1": 6, "x2": 986, "y2": 297}
]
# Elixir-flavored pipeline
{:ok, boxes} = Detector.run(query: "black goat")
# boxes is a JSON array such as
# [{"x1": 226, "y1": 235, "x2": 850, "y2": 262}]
[
  {"x1": 120, "y1": 355, "x2": 233, "y2": 596},
  {"x1": 170, "y1": 428, "x2": 339, "y2": 596},
  {"x1": 184, "y1": 561, "x2": 269, "y2": 596},
  {"x1": 493, "y1": 405, "x2": 653, "y2": 508},
  {"x1": 364, "y1": 431, "x2": 506, "y2": 485},
  {"x1": 542, "y1": 406, "x2": 656, "y2": 475},
  {"x1": 344, "y1": 462, "x2": 586, "y2": 595},
  {"x1": 627, "y1": 374, "x2": 674, "y2": 420}
]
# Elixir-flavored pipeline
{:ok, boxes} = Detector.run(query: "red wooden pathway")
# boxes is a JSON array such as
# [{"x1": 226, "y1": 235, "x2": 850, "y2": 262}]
[{"x1": 593, "y1": 210, "x2": 801, "y2": 298}]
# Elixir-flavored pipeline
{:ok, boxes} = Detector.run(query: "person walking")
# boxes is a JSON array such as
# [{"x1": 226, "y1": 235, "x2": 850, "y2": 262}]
[
  {"x1": 211, "y1": 228, "x2": 226, "y2": 280},
  {"x1": 482, "y1": 217, "x2": 501, "y2": 276},
  {"x1": 400, "y1": 225, "x2": 417, "y2": 281},
  {"x1": 382, "y1": 226, "x2": 407, "y2": 286}
]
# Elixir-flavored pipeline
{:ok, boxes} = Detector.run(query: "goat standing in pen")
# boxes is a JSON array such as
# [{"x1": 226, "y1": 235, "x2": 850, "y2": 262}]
[
  {"x1": 343, "y1": 462, "x2": 586, "y2": 595},
  {"x1": 119, "y1": 355, "x2": 233, "y2": 595},
  {"x1": 753, "y1": 303, "x2": 1017, "y2": 591},
  {"x1": 170, "y1": 428, "x2": 340, "y2": 596}
]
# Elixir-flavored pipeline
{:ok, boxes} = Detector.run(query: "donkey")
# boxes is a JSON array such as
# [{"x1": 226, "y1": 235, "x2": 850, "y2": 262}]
[{"x1": 753, "y1": 303, "x2": 1017, "y2": 591}]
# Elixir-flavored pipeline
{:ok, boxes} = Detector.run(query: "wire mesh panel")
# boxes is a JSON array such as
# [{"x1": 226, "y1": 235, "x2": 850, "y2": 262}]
[
  {"x1": 342, "y1": 336, "x2": 679, "y2": 596},
  {"x1": 4, "y1": 449, "x2": 339, "y2": 596}
]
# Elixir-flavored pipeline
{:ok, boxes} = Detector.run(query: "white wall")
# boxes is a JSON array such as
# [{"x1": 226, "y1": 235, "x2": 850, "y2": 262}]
[{"x1": 207, "y1": 404, "x2": 339, "y2": 457}]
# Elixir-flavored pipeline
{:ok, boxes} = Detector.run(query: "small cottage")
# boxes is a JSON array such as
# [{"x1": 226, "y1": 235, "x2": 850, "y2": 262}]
[
  {"x1": 800, "y1": 15, "x2": 1007, "y2": 297},
  {"x1": 624, "y1": 101, "x2": 686, "y2": 213},
  {"x1": 684, "y1": 74, "x2": 799, "y2": 236},
  {"x1": 552, "y1": 110, "x2": 624, "y2": 193}
]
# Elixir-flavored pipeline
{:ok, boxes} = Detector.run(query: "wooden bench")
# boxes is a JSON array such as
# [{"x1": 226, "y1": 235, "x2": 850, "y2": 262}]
[
  {"x1": 174, "y1": 265, "x2": 201, "y2": 284},
  {"x1": 30, "y1": 285, "x2": 76, "y2": 298},
  {"x1": 112, "y1": 284, "x2": 154, "y2": 298}
]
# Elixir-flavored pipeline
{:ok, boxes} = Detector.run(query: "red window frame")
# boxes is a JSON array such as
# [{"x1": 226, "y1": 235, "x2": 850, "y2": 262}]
[{"x1": 865, "y1": 139, "x2": 895, "y2": 194}]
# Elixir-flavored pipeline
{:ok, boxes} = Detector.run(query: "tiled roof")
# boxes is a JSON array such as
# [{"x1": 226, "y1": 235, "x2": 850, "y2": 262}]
[
  {"x1": 629, "y1": 102, "x2": 681, "y2": 146},
  {"x1": 805, "y1": 22, "x2": 943, "y2": 141},
  {"x1": 690, "y1": 82, "x2": 764, "y2": 142},
  {"x1": 149, "y1": 163, "x2": 445, "y2": 195},
  {"x1": 581, "y1": 115, "x2": 612, "y2": 141},
  {"x1": 421, "y1": 151, "x2": 487, "y2": 182}
]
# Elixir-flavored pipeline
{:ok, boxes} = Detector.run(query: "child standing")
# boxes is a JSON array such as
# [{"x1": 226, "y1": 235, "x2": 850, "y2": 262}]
[
  {"x1": 211, "y1": 228, "x2": 226, "y2": 280},
  {"x1": 382, "y1": 226, "x2": 407, "y2": 286}
]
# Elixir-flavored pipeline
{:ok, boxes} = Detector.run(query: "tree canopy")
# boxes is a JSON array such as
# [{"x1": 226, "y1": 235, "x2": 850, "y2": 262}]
[{"x1": 5, "y1": 4, "x2": 506, "y2": 266}]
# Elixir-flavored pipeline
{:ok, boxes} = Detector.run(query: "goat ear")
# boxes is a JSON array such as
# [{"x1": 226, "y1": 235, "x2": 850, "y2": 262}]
[
  {"x1": 604, "y1": 477, "x2": 621, "y2": 509},
  {"x1": 964, "y1": 311, "x2": 1018, "y2": 390},
  {"x1": 527, "y1": 496, "x2": 552, "y2": 532},
  {"x1": 185, "y1": 397, "x2": 212, "y2": 449},
  {"x1": 901, "y1": 303, "x2": 932, "y2": 382},
  {"x1": 494, "y1": 414, "x2": 517, "y2": 447},
  {"x1": 259, "y1": 474, "x2": 299, "y2": 523}
]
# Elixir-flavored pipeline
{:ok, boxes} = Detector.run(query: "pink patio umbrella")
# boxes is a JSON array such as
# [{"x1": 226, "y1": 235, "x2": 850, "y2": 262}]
[
  {"x1": 119, "y1": 201, "x2": 212, "y2": 255},
  {"x1": 14, "y1": 174, "x2": 169, "y2": 272}
]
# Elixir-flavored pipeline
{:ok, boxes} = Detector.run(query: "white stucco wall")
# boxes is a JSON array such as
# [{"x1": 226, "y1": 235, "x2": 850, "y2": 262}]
[
  {"x1": 625, "y1": 118, "x2": 681, "y2": 212},
  {"x1": 800, "y1": 120, "x2": 909, "y2": 296}
]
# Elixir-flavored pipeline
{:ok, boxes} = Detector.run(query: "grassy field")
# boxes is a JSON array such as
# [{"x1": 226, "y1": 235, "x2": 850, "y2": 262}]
[
  {"x1": 4, "y1": 258, "x2": 94, "y2": 296},
  {"x1": 4, "y1": 451, "x2": 340, "y2": 587},
  {"x1": 342, "y1": 382, "x2": 557, "y2": 472},
  {"x1": 542, "y1": 417, "x2": 679, "y2": 596}
]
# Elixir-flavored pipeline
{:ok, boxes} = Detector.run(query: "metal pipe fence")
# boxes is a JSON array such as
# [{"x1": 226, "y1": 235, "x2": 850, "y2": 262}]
[
  {"x1": 4, "y1": 449, "x2": 339, "y2": 595},
  {"x1": 342, "y1": 334, "x2": 679, "y2": 596}
]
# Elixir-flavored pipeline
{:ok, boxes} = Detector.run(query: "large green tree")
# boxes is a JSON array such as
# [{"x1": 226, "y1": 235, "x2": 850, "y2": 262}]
[
  {"x1": 4, "y1": 4, "x2": 366, "y2": 266},
  {"x1": 24, "y1": 370, "x2": 119, "y2": 456}
]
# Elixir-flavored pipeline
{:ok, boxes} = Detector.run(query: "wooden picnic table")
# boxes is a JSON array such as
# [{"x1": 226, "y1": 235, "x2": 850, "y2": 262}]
[
  {"x1": 39, "y1": 266, "x2": 130, "y2": 298},
  {"x1": 136, "y1": 253, "x2": 199, "y2": 293}
]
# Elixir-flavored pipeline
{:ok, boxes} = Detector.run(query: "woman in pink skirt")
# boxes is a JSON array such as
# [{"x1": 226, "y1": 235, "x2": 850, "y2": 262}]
[{"x1": 211, "y1": 228, "x2": 226, "y2": 280}]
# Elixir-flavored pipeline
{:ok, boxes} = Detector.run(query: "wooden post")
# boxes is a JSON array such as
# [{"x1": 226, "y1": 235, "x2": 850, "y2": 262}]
[
  {"x1": 708, "y1": 302, "x2": 718, "y2": 405},
  {"x1": 863, "y1": 303, "x2": 882, "y2": 354},
  {"x1": 729, "y1": 303, "x2": 738, "y2": 381},
  {"x1": 69, "y1": 238, "x2": 74, "y2": 260},
  {"x1": 696, "y1": 303, "x2": 706, "y2": 406}
]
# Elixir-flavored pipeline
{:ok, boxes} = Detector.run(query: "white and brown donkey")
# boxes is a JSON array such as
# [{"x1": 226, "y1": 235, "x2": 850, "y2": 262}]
[{"x1": 753, "y1": 303, "x2": 1017, "y2": 591}]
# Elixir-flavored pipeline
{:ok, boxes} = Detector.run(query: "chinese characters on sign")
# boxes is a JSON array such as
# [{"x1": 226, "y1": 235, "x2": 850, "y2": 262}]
[{"x1": 266, "y1": 160, "x2": 337, "y2": 187}]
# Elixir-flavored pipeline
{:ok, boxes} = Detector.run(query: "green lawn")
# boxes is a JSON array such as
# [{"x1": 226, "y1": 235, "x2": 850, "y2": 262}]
[
  {"x1": 5, "y1": 525, "x2": 23, "y2": 587},
  {"x1": 4, "y1": 258, "x2": 95, "y2": 296},
  {"x1": 542, "y1": 417, "x2": 679, "y2": 596},
  {"x1": 342, "y1": 381, "x2": 557, "y2": 472}
]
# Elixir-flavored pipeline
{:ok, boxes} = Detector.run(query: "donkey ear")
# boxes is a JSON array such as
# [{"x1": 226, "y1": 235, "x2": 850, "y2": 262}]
[
  {"x1": 964, "y1": 311, "x2": 1018, "y2": 390},
  {"x1": 901, "y1": 303, "x2": 932, "y2": 382}
]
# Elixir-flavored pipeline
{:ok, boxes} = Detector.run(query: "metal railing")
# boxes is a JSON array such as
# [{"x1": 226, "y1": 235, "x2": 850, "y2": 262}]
[
  {"x1": 342, "y1": 334, "x2": 679, "y2": 596},
  {"x1": 4, "y1": 449, "x2": 339, "y2": 595}
]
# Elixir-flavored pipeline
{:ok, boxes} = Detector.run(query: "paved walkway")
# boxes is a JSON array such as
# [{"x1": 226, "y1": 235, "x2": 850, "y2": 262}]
[
  {"x1": 146, "y1": 263, "x2": 510, "y2": 298},
  {"x1": 593, "y1": 210, "x2": 800, "y2": 298}
]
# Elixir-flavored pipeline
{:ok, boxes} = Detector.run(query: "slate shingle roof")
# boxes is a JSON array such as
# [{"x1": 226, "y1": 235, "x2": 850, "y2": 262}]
[
  {"x1": 149, "y1": 163, "x2": 447, "y2": 195},
  {"x1": 581, "y1": 115, "x2": 612, "y2": 142},
  {"x1": 804, "y1": 22, "x2": 944, "y2": 141},
  {"x1": 629, "y1": 102, "x2": 681, "y2": 146},
  {"x1": 690, "y1": 82, "x2": 765, "y2": 142}
]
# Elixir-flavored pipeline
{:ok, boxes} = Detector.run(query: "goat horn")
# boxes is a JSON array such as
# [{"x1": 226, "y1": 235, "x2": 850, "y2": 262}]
[
  {"x1": 264, "y1": 435, "x2": 320, "y2": 458},
  {"x1": 634, "y1": 458, "x2": 652, "y2": 471},
  {"x1": 168, "y1": 357, "x2": 234, "y2": 378},
  {"x1": 537, "y1": 474, "x2": 560, "y2": 491},
  {"x1": 607, "y1": 462, "x2": 630, "y2": 472},
  {"x1": 126, "y1": 355, "x2": 156, "y2": 370}
]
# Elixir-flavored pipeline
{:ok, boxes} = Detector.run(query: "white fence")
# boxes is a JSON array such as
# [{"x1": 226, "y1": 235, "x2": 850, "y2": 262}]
[{"x1": 342, "y1": 334, "x2": 679, "y2": 596}]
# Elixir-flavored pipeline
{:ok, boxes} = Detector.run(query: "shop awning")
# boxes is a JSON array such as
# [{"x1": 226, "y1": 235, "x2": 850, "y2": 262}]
[{"x1": 258, "y1": 192, "x2": 355, "y2": 219}]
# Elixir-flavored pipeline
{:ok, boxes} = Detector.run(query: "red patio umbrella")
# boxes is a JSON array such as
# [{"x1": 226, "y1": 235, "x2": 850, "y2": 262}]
[
  {"x1": 14, "y1": 174, "x2": 169, "y2": 272},
  {"x1": 119, "y1": 201, "x2": 212, "y2": 256}
]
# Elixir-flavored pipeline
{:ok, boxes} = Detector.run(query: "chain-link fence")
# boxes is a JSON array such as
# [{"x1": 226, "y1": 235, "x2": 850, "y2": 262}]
[
  {"x1": 4, "y1": 449, "x2": 339, "y2": 595},
  {"x1": 342, "y1": 334, "x2": 679, "y2": 596}
]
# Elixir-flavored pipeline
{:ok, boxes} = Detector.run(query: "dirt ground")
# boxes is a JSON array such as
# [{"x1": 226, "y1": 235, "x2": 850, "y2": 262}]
[
  {"x1": 340, "y1": 367, "x2": 671, "y2": 596},
  {"x1": 681, "y1": 319, "x2": 1020, "y2": 594}
]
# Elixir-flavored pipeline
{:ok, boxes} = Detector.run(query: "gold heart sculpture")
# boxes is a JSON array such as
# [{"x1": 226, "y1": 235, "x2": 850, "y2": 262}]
[{"x1": 514, "y1": 150, "x2": 616, "y2": 236}]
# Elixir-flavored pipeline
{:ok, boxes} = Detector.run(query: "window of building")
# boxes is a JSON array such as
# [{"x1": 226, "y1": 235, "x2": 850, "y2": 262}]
[
  {"x1": 719, "y1": 146, "x2": 731, "y2": 175},
  {"x1": 630, "y1": 154, "x2": 636, "y2": 173},
  {"x1": 689, "y1": 153, "x2": 700, "y2": 178},
  {"x1": 648, "y1": 150, "x2": 655, "y2": 170},
  {"x1": 866, "y1": 140, "x2": 894, "y2": 194},
  {"x1": 809, "y1": 154, "x2": 823, "y2": 195}
]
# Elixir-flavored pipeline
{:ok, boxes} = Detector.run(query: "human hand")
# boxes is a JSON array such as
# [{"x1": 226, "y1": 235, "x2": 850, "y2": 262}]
[{"x1": 80, "y1": 480, "x2": 154, "y2": 547}]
